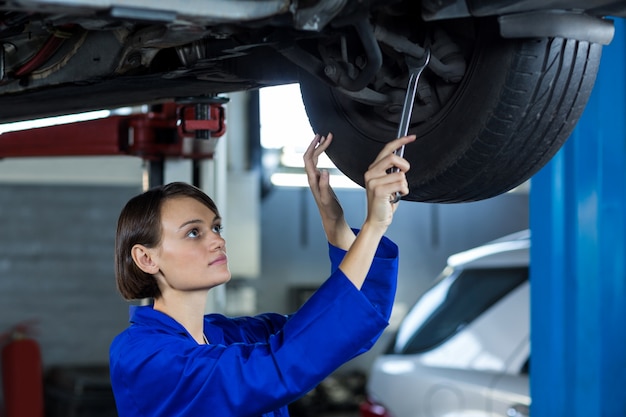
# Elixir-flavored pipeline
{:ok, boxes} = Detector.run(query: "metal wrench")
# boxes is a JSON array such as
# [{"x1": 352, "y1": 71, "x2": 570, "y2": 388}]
[{"x1": 390, "y1": 47, "x2": 431, "y2": 203}]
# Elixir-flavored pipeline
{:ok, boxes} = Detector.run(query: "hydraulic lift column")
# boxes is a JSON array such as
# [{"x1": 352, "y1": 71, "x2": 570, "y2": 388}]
[
  {"x1": 530, "y1": 19, "x2": 626, "y2": 416},
  {"x1": 143, "y1": 99, "x2": 227, "y2": 190}
]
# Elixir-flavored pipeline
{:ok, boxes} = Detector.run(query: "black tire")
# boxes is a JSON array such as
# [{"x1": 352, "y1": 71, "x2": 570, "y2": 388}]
[{"x1": 299, "y1": 20, "x2": 602, "y2": 203}]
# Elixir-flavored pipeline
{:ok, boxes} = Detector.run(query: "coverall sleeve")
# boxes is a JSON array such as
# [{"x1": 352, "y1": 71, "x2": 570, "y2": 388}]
[{"x1": 328, "y1": 229, "x2": 398, "y2": 324}]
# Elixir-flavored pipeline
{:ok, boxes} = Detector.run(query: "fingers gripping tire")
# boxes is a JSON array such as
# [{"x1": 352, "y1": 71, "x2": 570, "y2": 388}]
[{"x1": 299, "y1": 25, "x2": 602, "y2": 203}]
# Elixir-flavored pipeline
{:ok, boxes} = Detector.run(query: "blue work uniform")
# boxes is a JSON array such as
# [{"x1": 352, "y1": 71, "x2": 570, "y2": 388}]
[{"x1": 110, "y1": 233, "x2": 398, "y2": 417}]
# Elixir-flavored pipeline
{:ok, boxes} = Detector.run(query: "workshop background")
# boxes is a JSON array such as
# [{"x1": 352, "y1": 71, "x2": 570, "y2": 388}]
[{"x1": 0, "y1": 86, "x2": 528, "y2": 416}]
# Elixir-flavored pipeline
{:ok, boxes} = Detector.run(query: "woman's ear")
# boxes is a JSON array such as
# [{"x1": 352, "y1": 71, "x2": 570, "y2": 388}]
[{"x1": 131, "y1": 244, "x2": 159, "y2": 274}]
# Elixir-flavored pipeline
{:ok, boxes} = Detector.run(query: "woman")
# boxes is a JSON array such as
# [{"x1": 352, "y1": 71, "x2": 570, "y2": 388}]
[{"x1": 109, "y1": 133, "x2": 415, "y2": 417}]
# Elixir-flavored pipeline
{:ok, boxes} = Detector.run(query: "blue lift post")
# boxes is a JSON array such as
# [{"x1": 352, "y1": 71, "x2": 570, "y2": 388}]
[{"x1": 530, "y1": 19, "x2": 626, "y2": 415}]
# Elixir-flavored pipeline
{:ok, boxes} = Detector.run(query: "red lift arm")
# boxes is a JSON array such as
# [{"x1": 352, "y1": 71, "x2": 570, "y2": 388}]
[{"x1": 0, "y1": 102, "x2": 226, "y2": 159}]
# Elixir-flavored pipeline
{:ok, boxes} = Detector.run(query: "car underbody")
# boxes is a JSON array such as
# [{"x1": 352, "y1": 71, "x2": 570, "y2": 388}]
[{"x1": 0, "y1": 0, "x2": 625, "y2": 202}]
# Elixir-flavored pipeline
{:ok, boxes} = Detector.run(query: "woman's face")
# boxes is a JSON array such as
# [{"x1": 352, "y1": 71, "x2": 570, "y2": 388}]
[{"x1": 152, "y1": 196, "x2": 230, "y2": 292}]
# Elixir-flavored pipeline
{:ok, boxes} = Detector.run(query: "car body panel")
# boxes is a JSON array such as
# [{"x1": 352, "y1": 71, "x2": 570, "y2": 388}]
[
  {"x1": 365, "y1": 231, "x2": 531, "y2": 417},
  {"x1": 490, "y1": 373, "x2": 530, "y2": 416},
  {"x1": 416, "y1": 283, "x2": 528, "y2": 373}
]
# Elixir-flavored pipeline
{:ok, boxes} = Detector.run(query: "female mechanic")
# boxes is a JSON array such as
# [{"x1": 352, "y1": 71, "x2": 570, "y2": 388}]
[{"x1": 109, "y1": 133, "x2": 415, "y2": 417}]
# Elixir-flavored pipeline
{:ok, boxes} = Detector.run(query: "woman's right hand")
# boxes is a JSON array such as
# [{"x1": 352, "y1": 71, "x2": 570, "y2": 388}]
[
  {"x1": 362, "y1": 135, "x2": 415, "y2": 232},
  {"x1": 337, "y1": 135, "x2": 414, "y2": 289}
]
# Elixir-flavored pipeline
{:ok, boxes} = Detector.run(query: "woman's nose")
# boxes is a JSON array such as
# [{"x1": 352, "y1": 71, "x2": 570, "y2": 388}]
[{"x1": 210, "y1": 235, "x2": 226, "y2": 250}]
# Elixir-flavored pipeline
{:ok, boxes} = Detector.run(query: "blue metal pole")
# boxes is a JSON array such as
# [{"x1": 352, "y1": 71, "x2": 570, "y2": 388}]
[{"x1": 530, "y1": 19, "x2": 626, "y2": 415}]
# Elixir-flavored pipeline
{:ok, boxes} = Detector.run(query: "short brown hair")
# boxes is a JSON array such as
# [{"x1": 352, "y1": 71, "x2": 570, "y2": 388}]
[{"x1": 114, "y1": 182, "x2": 220, "y2": 300}]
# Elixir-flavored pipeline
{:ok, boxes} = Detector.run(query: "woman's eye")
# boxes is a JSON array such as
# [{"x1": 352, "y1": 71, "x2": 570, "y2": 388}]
[
  {"x1": 187, "y1": 228, "x2": 200, "y2": 238},
  {"x1": 212, "y1": 224, "x2": 224, "y2": 235}
]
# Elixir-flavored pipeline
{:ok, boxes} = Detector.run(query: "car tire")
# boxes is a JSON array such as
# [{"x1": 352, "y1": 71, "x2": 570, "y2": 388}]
[{"x1": 299, "y1": 19, "x2": 602, "y2": 203}]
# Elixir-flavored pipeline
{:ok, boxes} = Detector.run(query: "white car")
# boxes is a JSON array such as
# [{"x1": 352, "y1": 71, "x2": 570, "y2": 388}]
[{"x1": 361, "y1": 230, "x2": 531, "y2": 417}]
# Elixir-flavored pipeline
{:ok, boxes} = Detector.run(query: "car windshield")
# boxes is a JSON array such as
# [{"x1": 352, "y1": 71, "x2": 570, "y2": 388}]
[{"x1": 393, "y1": 266, "x2": 528, "y2": 354}]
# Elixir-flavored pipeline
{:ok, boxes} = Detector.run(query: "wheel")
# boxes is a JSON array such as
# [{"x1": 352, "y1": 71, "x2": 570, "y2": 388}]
[{"x1": 299, "y1": 18, "x2": 603, "y2": 203}]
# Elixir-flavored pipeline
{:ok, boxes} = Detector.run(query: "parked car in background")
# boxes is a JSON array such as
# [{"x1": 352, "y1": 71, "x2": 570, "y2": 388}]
[
  {"x1": 0, "y1": 2, "x2": 624, "y2": 202},
  {"x1": 361, "y1": 230, "x2": 530, "y2": 417}
]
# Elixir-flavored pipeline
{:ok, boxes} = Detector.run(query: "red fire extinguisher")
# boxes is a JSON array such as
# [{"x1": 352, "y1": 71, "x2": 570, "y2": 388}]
[{"x1": 1, "y1": 321, "x2": 44, "y2": 417}]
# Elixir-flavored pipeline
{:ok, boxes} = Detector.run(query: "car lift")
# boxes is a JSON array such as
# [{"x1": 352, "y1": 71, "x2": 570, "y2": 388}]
[{"x1": 0, "y1": 99, "x2": 227, "y2": 187}]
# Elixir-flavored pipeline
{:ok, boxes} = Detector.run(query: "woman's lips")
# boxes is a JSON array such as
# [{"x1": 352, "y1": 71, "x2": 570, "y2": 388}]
[{"x1": 209, "y1": 255, "x2": 227, "y2": 266}]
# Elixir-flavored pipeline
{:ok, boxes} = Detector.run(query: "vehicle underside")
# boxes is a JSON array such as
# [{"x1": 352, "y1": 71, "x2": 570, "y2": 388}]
[{"x1": 1, "y1": 0, "x2": 625, "y2": 202}]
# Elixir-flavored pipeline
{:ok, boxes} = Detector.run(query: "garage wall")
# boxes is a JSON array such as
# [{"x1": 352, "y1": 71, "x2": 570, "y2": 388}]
[{"x1": 0, "y1": 184, "x2": 140, "y2": 368}]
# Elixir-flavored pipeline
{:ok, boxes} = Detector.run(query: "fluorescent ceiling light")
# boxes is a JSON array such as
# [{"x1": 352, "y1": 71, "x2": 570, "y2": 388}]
[
  {"x1": 270, "y1": 172, "x2": 360, "y2": 189},
  {"x1": 0, "y1": 107, "x2": 141, "y2": 135},
  {"x1": 279, "y1": 147, "x2": 335, "y2": 169},
  {"x1": 0, "y1": 110, "x2": 112, "y2": 134}
]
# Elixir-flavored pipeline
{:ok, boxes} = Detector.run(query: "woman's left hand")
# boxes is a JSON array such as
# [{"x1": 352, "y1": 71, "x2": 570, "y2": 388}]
[{"x1": 303, "y1": 133, "x2": 354, "y2": 249}]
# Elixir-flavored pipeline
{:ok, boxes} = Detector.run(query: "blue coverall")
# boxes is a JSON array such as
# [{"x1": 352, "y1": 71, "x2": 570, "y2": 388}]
[{"x1": 110, "y1": 233, "x2": 398, "y2": 417}]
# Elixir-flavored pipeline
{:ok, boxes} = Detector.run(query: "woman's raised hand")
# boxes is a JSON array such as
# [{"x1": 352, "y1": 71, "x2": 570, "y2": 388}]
[
  {"x1": 335, "y1": 134, "x2": 414, "y2": 289},
  {"x1": 303, "y1": 133, "x2": 354, "y2": 250},
  {"x1": 362, "y1": 135, "x2": 415, "y2": 231}
]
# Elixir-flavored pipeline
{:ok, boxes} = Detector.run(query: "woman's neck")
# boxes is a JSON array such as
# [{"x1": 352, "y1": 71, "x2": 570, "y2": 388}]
[{"x1": 153, "y1": 291, "x2": 209, "y2": 345}]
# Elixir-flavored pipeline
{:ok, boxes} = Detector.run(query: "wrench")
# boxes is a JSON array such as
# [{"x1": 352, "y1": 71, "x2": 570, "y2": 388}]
[{"x1": 390, "y1": 47, "x2": 431, "y2": 203}]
